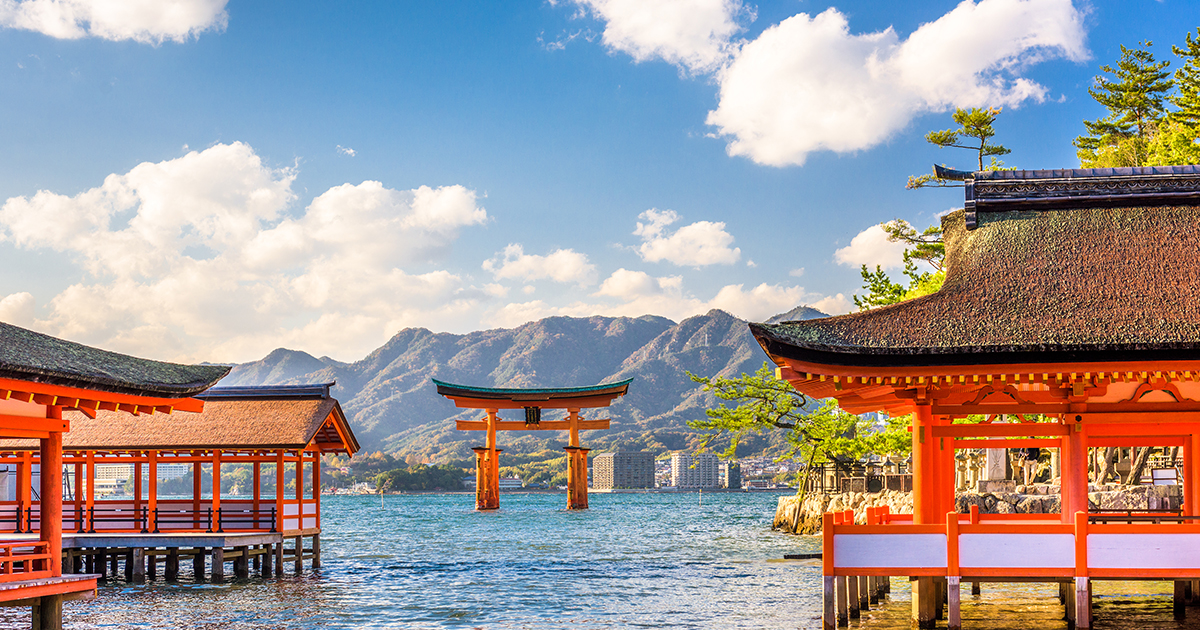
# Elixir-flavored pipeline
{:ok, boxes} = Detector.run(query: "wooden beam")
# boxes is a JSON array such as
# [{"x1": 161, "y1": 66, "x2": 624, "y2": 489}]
[
  {"x1": 951, "y1": 438, "x2": 1061, "y2": 449},
  {"x1": 0, "y1": 414, "x2": 69, "y2": 434},
  {"x1": 447, "y1": 395, "x2": 622, "y2": 410},
  {"x1": 456, "y1": 419, "x2": 610, "y2": 431},
  {"x1": 932, "y1": 424, "x2": 1068, "y2": 438}
]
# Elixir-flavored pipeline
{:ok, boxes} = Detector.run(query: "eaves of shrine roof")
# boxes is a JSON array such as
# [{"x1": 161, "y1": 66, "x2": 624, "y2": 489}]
[
  {"x1": 0, "y1": 384, "x2": 359, "y2": 454},
  {"x1": 432, "y1": 378, "x2": 632, "y2": 402},
  {"x1": 752, "y1": 166, "x2": 1200, "y2": 369},
  {"x1": 0, "y1": 321, "x2": 229, "y2": 398}
]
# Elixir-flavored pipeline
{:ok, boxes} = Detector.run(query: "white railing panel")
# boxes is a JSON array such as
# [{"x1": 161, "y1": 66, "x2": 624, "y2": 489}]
[
  {"x1": 960, "y1": 533, "x2": 1075, "y2": 569},
  {"x1": 834, "y1": 534, "x2": 947, "y2": 568},
  {"x1": 283, "y1": 503, "x2": 299, "y2": 516},
  {"x1": 1090, "y1": 533, "x2": 1200, "y2": 569}
]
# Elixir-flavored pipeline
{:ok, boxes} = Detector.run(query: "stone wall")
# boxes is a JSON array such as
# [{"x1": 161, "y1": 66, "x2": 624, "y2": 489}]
[{"x1": 772, "y1": 483, "x2": 1182, "y2": 535}]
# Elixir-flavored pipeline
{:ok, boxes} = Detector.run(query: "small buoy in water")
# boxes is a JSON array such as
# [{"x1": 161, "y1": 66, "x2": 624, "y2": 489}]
[{"x1": 699, "y1": 488, "x2": 703, "y2": 507}]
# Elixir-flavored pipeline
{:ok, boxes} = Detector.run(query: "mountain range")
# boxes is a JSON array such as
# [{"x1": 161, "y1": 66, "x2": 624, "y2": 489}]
[{"x1": 220, "y1": 306, "x2": 827, "y2": 463}]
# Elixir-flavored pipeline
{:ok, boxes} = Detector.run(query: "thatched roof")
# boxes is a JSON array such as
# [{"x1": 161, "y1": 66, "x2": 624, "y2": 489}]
[
  {"x1": 753, "y1": 167, "x2": 1200, "y2": 368},
  {"x1": 0, "y1": 321, "x2": 228, "y2": 397},
  {"x1": 0, "y1": 384, "x2": 358, "y2": 453}
]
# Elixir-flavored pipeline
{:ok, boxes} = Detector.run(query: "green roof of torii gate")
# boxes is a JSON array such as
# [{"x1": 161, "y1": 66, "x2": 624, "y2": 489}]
[{"x1": 431, "y1": 378, "x2": 632, "y2": 402}]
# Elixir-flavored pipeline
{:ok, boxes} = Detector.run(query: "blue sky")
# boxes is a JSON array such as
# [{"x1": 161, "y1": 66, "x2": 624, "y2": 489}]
[{"x1": 0, "y1": 0, "x2": 1190, "y2": 363}]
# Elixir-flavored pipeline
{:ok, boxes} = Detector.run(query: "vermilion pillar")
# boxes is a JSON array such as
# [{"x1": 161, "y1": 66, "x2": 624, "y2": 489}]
[
  {"x1": 1064, "y1": 415, "x2": 1089, "y2": 523},
  {"x1": 40, "y1": 407, "x2": 63, "y2": 577},
  {"x1": 472, "y1": 447, "x2": 501, "y2": 510},
  {"x1": 912, "y1": 404, "x2": 936, "y2": 524},
  {"x1": 563, "y1": 446, "x2": 589, "y2": 510}
]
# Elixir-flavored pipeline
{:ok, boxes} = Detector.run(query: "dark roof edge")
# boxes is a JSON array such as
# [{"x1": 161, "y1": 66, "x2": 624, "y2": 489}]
[
  {"x1": 749, "y1": 323, "x2": 1200, "y2": 369},
  {"x1": 432, "y1": 378, "x2": 633, "y2": 399},
  {"x1": 196, "y1": 382, "x2": 335, "y2": 400},
  {"x1": 0, "y1": 365, "x2": 231, "y2": 399}
]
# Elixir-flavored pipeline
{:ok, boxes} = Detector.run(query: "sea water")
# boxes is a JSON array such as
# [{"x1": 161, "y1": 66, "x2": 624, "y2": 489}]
[{"x1": 1, "y1": 492, "x2": 1195, "y2": 629}]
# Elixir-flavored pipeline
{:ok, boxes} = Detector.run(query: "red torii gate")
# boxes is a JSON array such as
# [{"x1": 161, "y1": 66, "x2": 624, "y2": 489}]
[{"x1": 433, "y1": 379, "x2": 631, "y2": 510}]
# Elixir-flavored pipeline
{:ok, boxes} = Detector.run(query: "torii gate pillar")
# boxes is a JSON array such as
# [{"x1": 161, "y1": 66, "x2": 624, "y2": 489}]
[{"x1": 472, "y1": 409, "x2": 501, "y2": 510}]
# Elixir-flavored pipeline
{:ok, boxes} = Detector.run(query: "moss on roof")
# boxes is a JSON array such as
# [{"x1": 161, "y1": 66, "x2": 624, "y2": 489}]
[
  {"x1": 754, "y1": 204, "x2": 1200, "y2": 366},
  {"x1": 0, "y1": 322, "x2": 229, "y2": 397}
]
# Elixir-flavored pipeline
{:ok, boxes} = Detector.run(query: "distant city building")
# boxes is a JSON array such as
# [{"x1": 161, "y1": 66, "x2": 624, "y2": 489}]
[
  {"x1": 592, "y1": 451, "x2": 654, "y2": 489},
  {"x1": 671, "y1": 452, "x2": 719, "y2": 488},
  {"x1": 719, "y1": 461, "x2": 741, "y2": 489},
  {"x1": 94, "y1": 464, "x2": 133, "y2": 481}
]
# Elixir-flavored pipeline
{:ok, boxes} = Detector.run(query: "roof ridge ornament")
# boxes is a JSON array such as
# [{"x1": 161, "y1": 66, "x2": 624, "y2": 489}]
[{"x1": 963, "y1": 164, "x2": 1200, "y2": 230}]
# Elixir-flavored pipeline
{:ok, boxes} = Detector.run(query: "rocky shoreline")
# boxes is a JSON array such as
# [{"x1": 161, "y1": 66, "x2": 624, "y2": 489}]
[{"x1": 773, "y1": 483, "x2": 1181, "y2": 534}]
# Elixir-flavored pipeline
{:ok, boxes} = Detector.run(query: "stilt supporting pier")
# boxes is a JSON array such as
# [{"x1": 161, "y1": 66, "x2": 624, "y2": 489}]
[
  {"x1": 822, "y1": 576, "x2": 836, "y2": 630},
  {"x1": 848, "y1": 573, "x2": 860, "y2": 619},
  {"x1": 836, "y1": 575, "x2": 848, "y2": 626},
  {"x1": 166, "y1": 548, "x2": 179, "y2": 582},
  {"x1": 211, "y1": 547, "x2": 224, "y2": 582},
  {"x1": 32, "y1": 594, "x2": 63, "y2": 630},
  {"x1": 1177, "y1": 580, "x2": 1189, "y2": 620},
  {"x1": 911, "y1": 577, "x2": 937, "y2": 629},
  {"x1": 1075, "y1": 577, "x2": 1091, "y2": 629},
  {"x1": 858, "y1": 575, "x2": 869, "y2": 611},
  {"x1": 947, "y1": 576, "x2": 961, "y2": 630}
]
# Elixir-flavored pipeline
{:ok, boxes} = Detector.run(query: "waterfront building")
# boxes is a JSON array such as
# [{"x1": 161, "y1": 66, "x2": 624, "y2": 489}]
[
  {"x1": 719, "y1": 461, "x2": 741, "y2": 489},
  {"x1": 0, "y1": 321, "x2": 228, "y2": 627},
  {"x1": 0, "y1": 383, "x2": 359, "y2": 584},
  {"x1": 592, "y1": 450, "x2": 654, "y2": 489},
  {"x1": 751, "y1": 165, "x2": 1200, "y2": 630},
  {"x1": 671, "y1": 452, "x2": 719, "y2": 488},
  {"x1": 433, "y1": 379, "x2": 631, "y2": 510}
]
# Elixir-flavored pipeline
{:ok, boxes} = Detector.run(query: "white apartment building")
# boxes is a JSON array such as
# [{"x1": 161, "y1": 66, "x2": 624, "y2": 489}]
[{"x1": 671, "y1": 452, "x2": 720, "y2": 488}]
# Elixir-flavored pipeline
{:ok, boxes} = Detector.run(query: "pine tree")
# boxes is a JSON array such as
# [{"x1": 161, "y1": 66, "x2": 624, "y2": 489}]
[
  {"x1": 907, "y1": 107, "x2": 1011, "y2": 188},
  {"x1": 1170, "y1": 28, "x2": 1200, "y2": 126},
  {"x1": 1075, "y1": 41, "x2": 1174, "y2": 167}
]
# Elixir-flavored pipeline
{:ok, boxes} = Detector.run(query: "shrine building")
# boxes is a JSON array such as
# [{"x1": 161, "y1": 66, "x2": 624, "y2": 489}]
[
  {"x1": 750, "y1": 166, "x2": 1200, "y2": 629},
  {"x1": 0, "y1": 382, "x2": 359, "y2": 584},
  {"x1": 0, "y1": 321, "x2": 228, "y2": 629}
]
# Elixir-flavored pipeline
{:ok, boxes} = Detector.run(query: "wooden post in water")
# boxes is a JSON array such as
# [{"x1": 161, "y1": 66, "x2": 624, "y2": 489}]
[
  {"x1": 947, "y1": 576, "x2": 961, "y2": 630},
  {"x1": 847, "y1": 573, "x2": 859, "y2": 619},
  {"x1": 911, "y1": 577, "x2": 937, "y2": 629},
  {"x1": 165, "y1": 548, "x2": 178, "y2": 582},
  {"x1": 1176, "y1": 581, "x2": 1189, "y2": 620},
  {"x1": 836, "y1": 576, "x2": 848, "y2": 626},
  {"x1": 211, "y1": 547, "x2": 224, "y2": 582},
  {"x1": 858, "y1": 576, "x2": 869, "y2": 611}
]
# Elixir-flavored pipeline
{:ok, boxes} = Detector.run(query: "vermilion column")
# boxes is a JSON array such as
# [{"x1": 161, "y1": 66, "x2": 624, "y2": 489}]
[
  {"x1": 472, "y1": 447, "x2": 501, "y2": 510},
  {"x1": 912, "y1": 404, "x2": 936, "y2": 524},
  {"x1": 1064, "y1": 415, "x2": 1089, "y2": 522},
  {"x1": 563, "y1": 446, "x2": 590, "y2": 510},
  {"x1": 40, "y1": 407, "x2": 63, "y2": 577}
]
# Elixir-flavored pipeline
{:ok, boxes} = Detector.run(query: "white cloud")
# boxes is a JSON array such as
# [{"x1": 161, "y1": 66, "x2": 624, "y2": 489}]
[
  {"x1": 336, "y1": 145, "x2": 356, "y2": 157},
  {"x1": 707, "y1": 0, "x2": 1087, "y2": 166},
  {"x1": 563, "y1": 0, "x2": 1087, "y2": 167},
  {"x1": 482, "y1": 244, "x2": 597, "y2": 286},
  {"x1": 567, "y1": 0, "x2": 751, "y2": 74},
  {"x1": 633, "y1": 208, "x2": 740, "y2": 266},
  {"x1": 789, "y1": 268, "x2": 805, "y2": 277},
  {"x1": 0, "y1": 0, "x2": 229, "y2": 43},
  {"x1": 707, "y1": 283, "x2": 810, "y2": 321},
  {"x1": 0, "y1": 142, "x2": 489, "y2": 362},
  {"x1": 811, "y1": 293, "x2": 852, "y2": 315},
  {"x1": 834, "y1": 224, "x2": 908, "y2": 270},
  {"x1": 0, "y1": 292, "x2": 34, "y2": 327}
]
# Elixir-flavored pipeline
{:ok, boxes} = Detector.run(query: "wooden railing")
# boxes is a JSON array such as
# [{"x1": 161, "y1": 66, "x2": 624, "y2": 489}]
[
  {"x1": 0, "y1": 540, "x2": 51, "y2": 583},
  {"x1": 826, "y1": 506, "x2": 1200, "y2": 580}
]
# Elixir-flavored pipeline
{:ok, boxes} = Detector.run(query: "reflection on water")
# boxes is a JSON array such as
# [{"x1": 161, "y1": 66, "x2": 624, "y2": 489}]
[{"x1": 0, "y1": 493, "x2": 1194, "y2": 628}]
